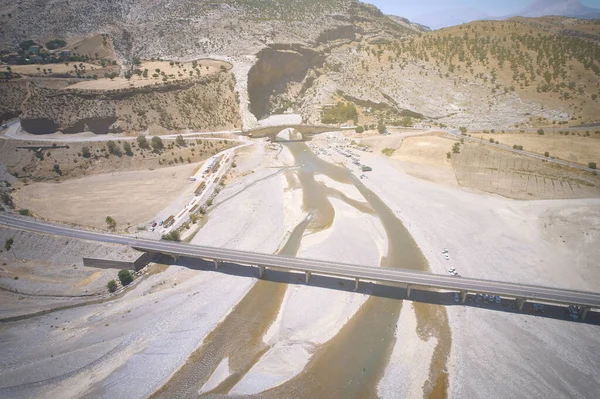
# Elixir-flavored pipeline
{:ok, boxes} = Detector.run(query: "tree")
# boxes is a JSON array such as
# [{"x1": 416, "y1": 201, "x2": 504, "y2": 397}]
[
  {"x1": 81, "y1": 146, "x2": 91, "y2": 158},
  {"x1": 544, "y1": 151, "x2": 550, "y2": 157},
  {"x1": 105, "y1": 216, "x2": 117, "y2": 230},
  {"x1": 537, "y1": 129, "x2": 545, "y2": 135},
  {"x1": 176, "y1": 134, "x2": 186, "y2": 147},
  {"x1": 459, "y1": 127, "x2": 467, "y2": 134},
  {"x1": 137, "y1": 135, "x2": 149, "y2": 149},
  {"x1": 446, "y1": 152, "x2": 451, "y2": 159},
  {"x1": 452, "y1": 142, "x2": 461, "y2": 154},
  {"x1": 401, "y1": 116, "x2": 412, "y2": 127},
  {"x1": 107, "y1": 279, "x2": 117, "y2": 293},
  {"x1": 118, "y1": 270, "x2": 133, "y2": 286},
  {"x1": 355, "y1": 126, "x2": 364, "y2": 133},
  {"x1": 123, "y1": 142, "x2": 133, "y2": 156},
  {"x1": 107, "y1": 140, "x2": 119, "y2": 155},
  {"x1": 4, "y1": 238, "x2": 14, "y2": 251},
  {"x1": 151, "y1": 136, "x2": 164, "y2": 151},
  {"x1": 377, "y1": 120, "x2": 386, "y2": 134},
  {"x1": 161, "y1": 231, "x2": 181, "y2": 241},
  {"x1": 590, "y1": 162, "x2": 597, "y2": 170}
]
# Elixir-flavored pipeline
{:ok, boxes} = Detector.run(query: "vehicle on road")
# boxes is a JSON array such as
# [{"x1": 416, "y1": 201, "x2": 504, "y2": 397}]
[
  {"x1": 152, "y1": 222, "x2": 157, "y2": 227},
  {"x1": 448, "y1": 267, "x2": 456, "y2": 273},
  {"x1": 454, "y1": 293, "x2": 460, "y2": 302},
  {"x1": 495, "y1": 295, "x2": 501, "y2": 304}
]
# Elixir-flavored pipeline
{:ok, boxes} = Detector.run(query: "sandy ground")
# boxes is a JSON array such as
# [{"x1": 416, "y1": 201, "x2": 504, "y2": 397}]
[
  {"x1": 471, "y1": 131, "x2": 600, "y2": 165},
  {"x1": 13, "y1": 164, "x2": 196, "y2": 230},
  {"x1": 377, "y1": 302, "x2": 437, "y2": 398},
  {"x1": 348, "y1": 149, "x2": 600, "y2": 398},
  {"x1": 0, "y1": 265, "x2": 255, "y2": 399},
  {"x1": 229, "y1": 197, "x2": 387, "y2": 394}
]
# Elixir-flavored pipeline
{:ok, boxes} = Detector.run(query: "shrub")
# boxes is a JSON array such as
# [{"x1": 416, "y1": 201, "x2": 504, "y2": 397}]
[
  {"x1": 544, "y1": 151, "x2": 550, "y2": 157},
  {"x1": 107, "y1": 140, "x2": 120, "y2": 155},
  {"x1": 161, "y1": 231, "x2": 181, "y2": 241},
  {"x1": 107, "y1": 279, "x2": 117, "y2": 293},
  {"x1": 53, "y1": 163, "x2": 61, "y2": 175},
  {"x1": 489, "y1": 138, "x2": 495, "y2": 143},
  {"x1": 176, "y1": 135, "x2": 186, "y2": 147},
  {"x1": 590, "y1": 162, "x2": 597, "y2": 170},
  {"x1": 18, "y1": 209, "x2": 31, "y2": 216},
  {"x1": 537, "y1": 129, "x2": 545, "y2": 135},
  {"x1": 118, "y1": 270, "x2": 133, "y2": 286},
  {"x1": 123, "y1": 142, "x2": 133, "y2": 156},
  {"x1": 137, "y1": 135, "x2": 149, "y2": 149},
  {"x1": 4, "y1": 238, "x2": 14, "y2": 251},
  {"x1": 105, "y1": 216, "x2": 117, "y2": 230},
  {"x1": 81, "y1": 146, "x2": 91, "y2": 158},
  {"x1": 377, "y1": 120, "x2": 386, "y2": 134},
  {"x1": 151, "y1": 136, "x2": 164, "y2": 151},
  {"x1": 446, "y1": 152, "x2": 451, "y2": 159},
  {"x1": 355, "y1": 126, "x2": 364, "y2": 133},
  {"x1": 452, "y1": 142, "x2": 461, "y2": 154},
  {"x1": 459, "y1": 127, "x2": 467, "y2": 134},
  {"x1": 381, "y1": 148, "x2": 394, "y2": 156}
]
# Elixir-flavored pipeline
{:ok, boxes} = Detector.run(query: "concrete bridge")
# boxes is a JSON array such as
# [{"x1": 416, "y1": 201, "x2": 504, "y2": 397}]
[{"x1": 1, "y1": 214, "x2": 599, "y2": 321}]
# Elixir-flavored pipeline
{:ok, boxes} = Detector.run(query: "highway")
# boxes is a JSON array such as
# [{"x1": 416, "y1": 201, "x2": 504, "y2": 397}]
[{"x1": 1, "y1": 214, "x2": 599, "y2": 310}]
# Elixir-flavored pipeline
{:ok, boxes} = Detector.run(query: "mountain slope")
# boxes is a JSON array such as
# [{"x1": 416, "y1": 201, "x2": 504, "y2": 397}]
[{"x1": 512, "y1": 0, "x2": 600, "y2": 19}]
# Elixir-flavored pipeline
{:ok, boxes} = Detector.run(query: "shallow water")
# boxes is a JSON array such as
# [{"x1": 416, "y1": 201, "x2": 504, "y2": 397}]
[{"x1": 154, "y1": 141, "x2": 451, "y2": 398}]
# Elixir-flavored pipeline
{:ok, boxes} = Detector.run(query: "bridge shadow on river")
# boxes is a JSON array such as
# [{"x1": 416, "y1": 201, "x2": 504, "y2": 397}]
[{"x1": 152, "y1": 254, "x2": 600, "y2": 326}]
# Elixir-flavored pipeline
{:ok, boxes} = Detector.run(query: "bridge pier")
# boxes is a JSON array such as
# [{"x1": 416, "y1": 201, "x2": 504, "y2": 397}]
[
  {"x1": 354, "y1": 278, "x2": 360, "y2": 291},
  {"x1": 406, "y1": 285, "x2": 411, "y2": 299},
  {"x1": 214, "y1": 260, "x2": 221, "y2": 270},
  {"x1": 258, "y1": 266, "x2": 266, "y2": 279},
  {"x1": 460, "y1": 290, "x2": 468, "y2": 304},
  {"x1": 172, "y1": 254, "x2": 180, "y2": 263},
  {"x1": 516, "y1": 297, "x2": 525, "y2": 311},
  {"x1": 581, "y1": 306, "x2": 590, "y2": 321},
  {"x1": 305, "y1": 271, "x2": 311, "y2": 284}
]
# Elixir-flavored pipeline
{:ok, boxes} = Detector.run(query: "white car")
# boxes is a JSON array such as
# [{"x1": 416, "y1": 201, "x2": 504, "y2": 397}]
[
  {"x1": 448, "y1": 267, "x2": 456, "y2": 273},
  {"x1": 444, "y1": 254, "x2": 450, "y2": 260},
  {"x1": 451, "y1": 270, "x2": 459, "y2": 276}
]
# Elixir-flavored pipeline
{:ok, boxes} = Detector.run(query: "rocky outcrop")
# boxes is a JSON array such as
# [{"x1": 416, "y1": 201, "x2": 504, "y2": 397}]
[{"x1": 247, "y1": 45, "x2": 325, "y2": 120}]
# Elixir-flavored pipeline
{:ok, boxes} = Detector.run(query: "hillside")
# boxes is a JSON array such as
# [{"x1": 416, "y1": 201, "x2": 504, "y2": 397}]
[{"x1": 282, "y1": 17, "x2": 600, "y2": 129}]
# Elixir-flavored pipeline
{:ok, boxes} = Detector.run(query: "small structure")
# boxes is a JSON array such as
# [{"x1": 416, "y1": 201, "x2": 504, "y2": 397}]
[{"x1": 361, "y1": 165, "x2": 372, "y2": 172}]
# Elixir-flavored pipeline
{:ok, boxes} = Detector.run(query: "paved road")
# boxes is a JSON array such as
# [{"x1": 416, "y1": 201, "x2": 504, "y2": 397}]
[
  {"x1": 444, "y1": 128, "x2": 598, "y2": 173},
  {"x1": 2, "y1": 214, "x2": 599, "y2": 308}
]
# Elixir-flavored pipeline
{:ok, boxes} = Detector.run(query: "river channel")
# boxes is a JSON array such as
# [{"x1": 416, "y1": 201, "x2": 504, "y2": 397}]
[{"x1": 152, "y1": 141, "x2": 450, "y2": 398}]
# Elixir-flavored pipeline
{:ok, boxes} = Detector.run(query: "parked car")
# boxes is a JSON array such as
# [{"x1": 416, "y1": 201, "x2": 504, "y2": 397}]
[
  {"x1": 454, "y1": 293, "x2": 460, "y2": 303},
  {"x1": 495, "y1": 296, "x2": 501, "y2": 304}
]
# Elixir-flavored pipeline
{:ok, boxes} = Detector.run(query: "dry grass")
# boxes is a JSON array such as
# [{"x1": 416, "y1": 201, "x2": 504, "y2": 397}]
[
  {"x1": 13, "y1": 163, "x2": 197, "y2": 230},
  {"x1": 452, "y1": 142, "x2": 600, "y2": 200},
  {"x1": 471, "y1": 131, "x2": 600, "y2": 166},
  {"x1": 64, "y1": 59, "x2": 231, "y2": 90}
]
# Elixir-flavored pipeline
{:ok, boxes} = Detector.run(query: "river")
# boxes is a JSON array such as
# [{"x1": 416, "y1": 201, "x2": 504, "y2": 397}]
[{"x1": 152, "y1": 141, "x2": 450, "y2": 398}]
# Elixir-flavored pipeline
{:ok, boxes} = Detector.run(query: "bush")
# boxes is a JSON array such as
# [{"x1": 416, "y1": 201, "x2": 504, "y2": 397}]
[
  {"x1": 446, "y1": 152, "x2": 451, "y2": 159},
  {"x1": 537, "y1": 129, "x2": 545, "y2": 135},
  {"x1": 161, "y1": 231, "x2": 181, "y2": 241},
  {"x1": 452, "y1": 142, "x2": 461, "y2": 154},
  {"x1": 107, "y1": 140, "x2": 120, "y2": 155},
  {"x1": 118, "y1": 270, "x2": 133, "y2": 286},
  {"x1": 53, "y1": 163, "x2": 61, "y2": 175},
  {"x1": 381, "y1": 148, "x2": 394, "y2": 156},
  {"x1": 107, "y1": 279, "x2": 117, "y2": 293},
  {"x1": 123, "y1": 142, "x2": 133, "y2": 156},
  {"x1": 544, "y1": 151, "x2": 550, "y2": 157},
  {"x1": 590, "y1": 162, "x2": 597, "y2": 170},
  {"x1": 81, "y1": 146, "x2": 91, "y2": 158},
  {"x1": 377, "y1": 120, "x2": 386, "y2": 134},
  {"x1": 45, "y1": 39, "x2": 67, "y2": 49},
  {"x1": 151, "y1": 136, "x2": 164, "y2": 151},
  {"x1": 19, "y1": 209, "x2": 31, "y2": 216},
  {"x1": 4, "y1": 238, "x2": 14, "y2": 251},
  {"x1": 459, "y1": 127, "x2": 467, "y2": 134},
  {"x1": 105, "y1": 216, "x2": 117, "y2": 230},
  {"x1": 355, "y1": 126, "x2": 364, "y2": 133},
  {"x1": 176, "y1": 135, "x2": 186, "y2": 147},
  {"x1": 137, "y1": 135, "x2": 149, "y2": 149}
]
